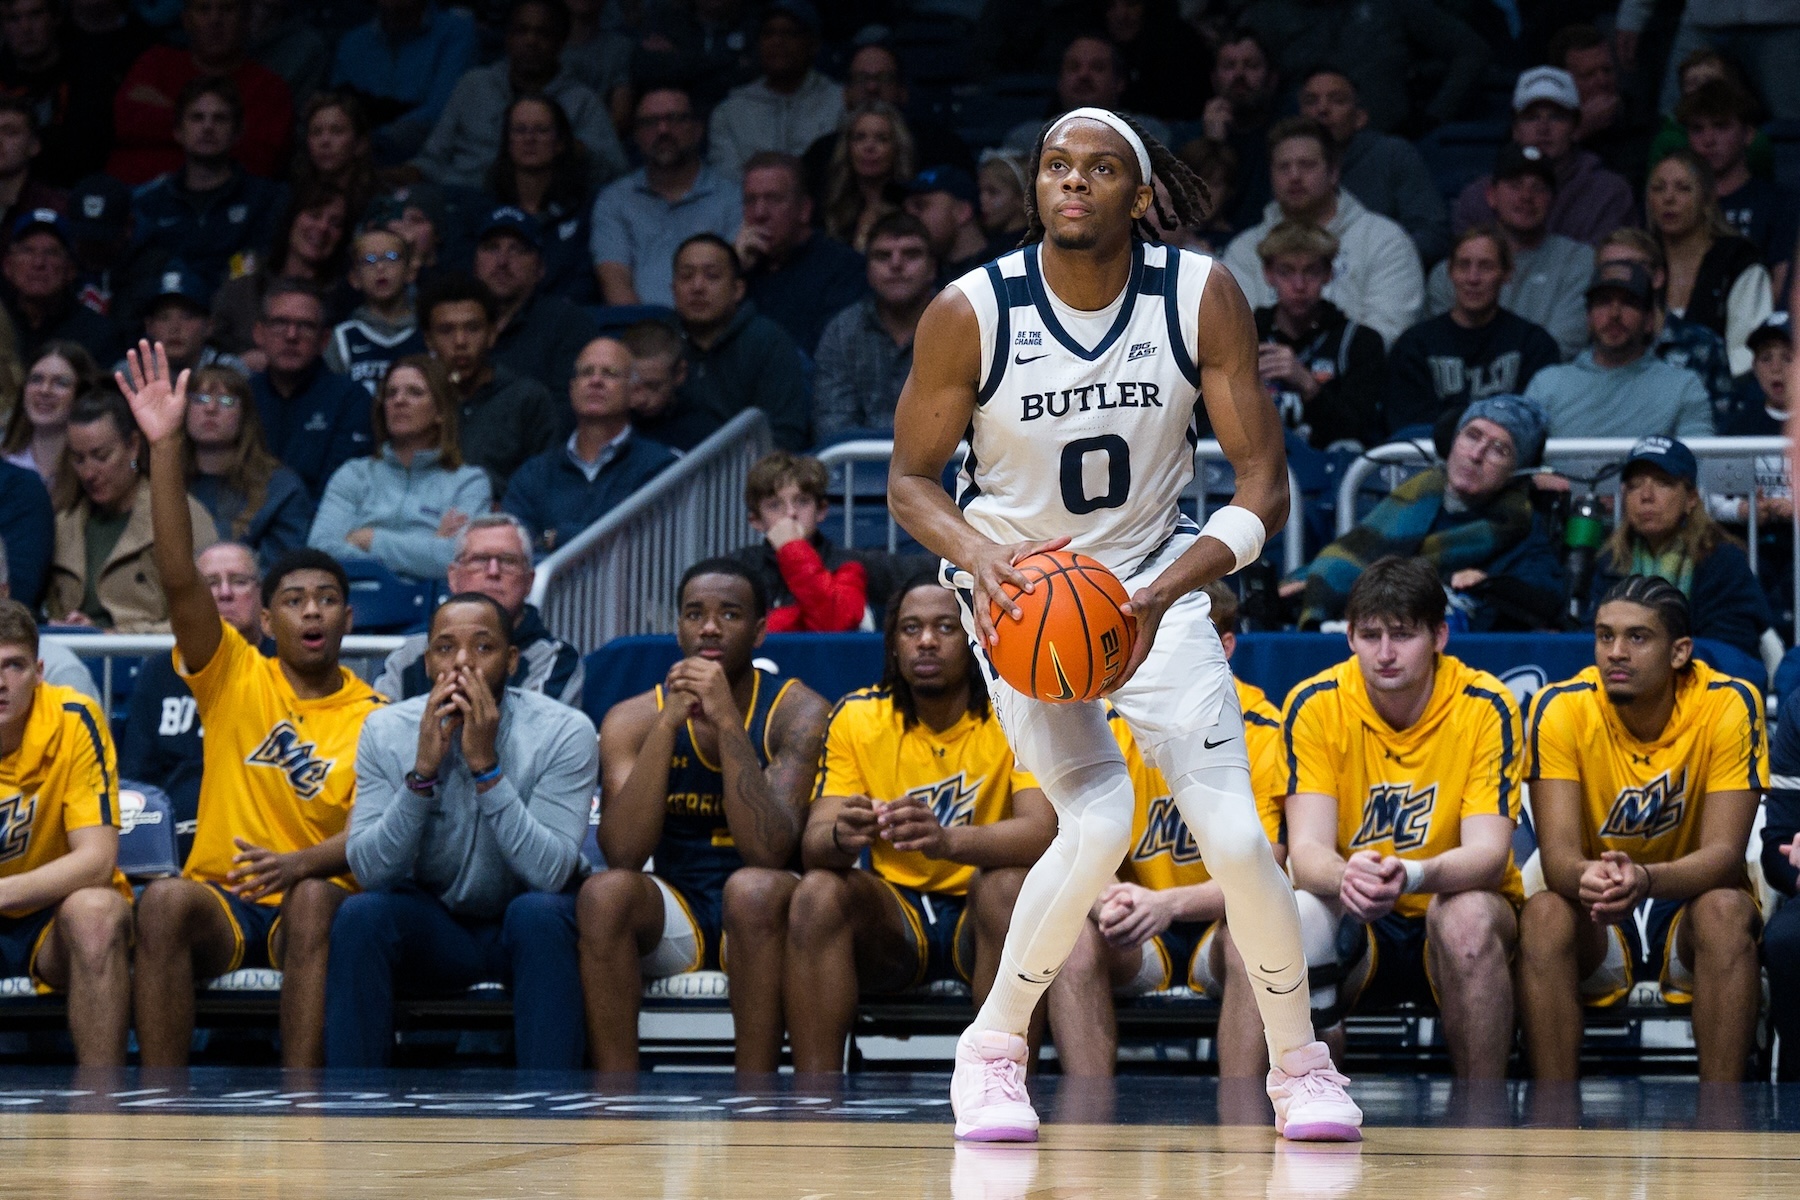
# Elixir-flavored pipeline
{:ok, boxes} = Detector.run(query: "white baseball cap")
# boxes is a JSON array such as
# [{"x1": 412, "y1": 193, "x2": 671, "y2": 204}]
[{"x1": 1512, "y1": 66, "x2": 1580, "y2": 114}]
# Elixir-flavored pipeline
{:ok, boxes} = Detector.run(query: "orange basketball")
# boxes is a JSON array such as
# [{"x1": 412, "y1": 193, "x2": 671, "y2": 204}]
[{"x1": 988, "y1": 550, "x2": 1137, "y2": 702}]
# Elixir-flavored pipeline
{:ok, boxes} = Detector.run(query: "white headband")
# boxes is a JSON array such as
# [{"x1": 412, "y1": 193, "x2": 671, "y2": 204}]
[{"x1": 1044, "y1": 107, "x2": 1152, "y2": 183}]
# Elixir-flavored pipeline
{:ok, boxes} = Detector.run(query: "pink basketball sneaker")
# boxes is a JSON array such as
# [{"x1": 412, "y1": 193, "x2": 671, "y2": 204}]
[
  {"x1": 1265, "y1": 1041, "x2": 1362, "y2": 1142},
  {"x1": 951, "y1": 1029, "x2": 1039, "y2": 1142}
]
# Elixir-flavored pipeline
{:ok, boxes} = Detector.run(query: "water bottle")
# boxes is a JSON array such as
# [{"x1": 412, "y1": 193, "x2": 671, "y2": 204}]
[{"x1": 1564, "y1": 491, "x2": 1607, "y2": 623}]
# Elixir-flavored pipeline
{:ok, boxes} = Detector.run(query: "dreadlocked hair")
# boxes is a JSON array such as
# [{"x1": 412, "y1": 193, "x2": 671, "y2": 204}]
[
  {"x1": 880, "y1": 575, "x2": 989, "y2": 729},
  {"x1": 1019, "y1": 110, "x2": 1213, "y2": 246}
]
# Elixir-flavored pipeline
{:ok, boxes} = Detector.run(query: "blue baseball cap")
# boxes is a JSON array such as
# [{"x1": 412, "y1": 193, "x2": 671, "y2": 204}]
[
  {"x1": 1623, "y1": 435, "x2": 1698, "y2": 486},
  {"x1": 10, "y1": 207, "x2": 72, "y2": 251},
  {"x1": 1747, "y1": 310, "x2": 1792, "y2": 353},
  {"x1": 904, "y1": 164, "x2": 978, "y2": 205},
  {"x1": 149, "y1": 261, "x2": 212, "y2": 312},
  {"x1": 477, "y1": 205, "x2": 543, "y2": 251}
]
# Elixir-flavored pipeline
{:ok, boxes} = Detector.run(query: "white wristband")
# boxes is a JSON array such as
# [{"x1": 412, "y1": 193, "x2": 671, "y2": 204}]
[
  {"x1": 1400, "y1": 858, "x2": 1426, "y2": 893},
  {"x1": 1199, "y1": 504, "x2": 1266, "y2": 573}
]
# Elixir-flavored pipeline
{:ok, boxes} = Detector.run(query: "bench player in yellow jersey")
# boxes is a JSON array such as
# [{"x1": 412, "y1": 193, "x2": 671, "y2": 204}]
[
  {"x1": 117, "y1": 341, "x2": 385, "y2": 1068},
  {"x1": 0, "y1": 600, "x2": 132, "y2": 1063},
  {"x1": 782, "y1": 579, "x2": 1055, "y2": 1072},
  {"x1": 1520, "y1": 574, "x2": 1765, "y2": 1082},
  {"x1": 1284, "y1": 557, "x2": 1524, "y2": 1080},
  {"x1": 1048, "y1": 582, "x2": 1286, "y2": 1077}
]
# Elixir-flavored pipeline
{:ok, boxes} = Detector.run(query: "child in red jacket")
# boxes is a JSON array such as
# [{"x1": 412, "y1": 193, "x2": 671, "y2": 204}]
[{"x1": 730, "y1": 451, "x2": 868, "y2": 632}]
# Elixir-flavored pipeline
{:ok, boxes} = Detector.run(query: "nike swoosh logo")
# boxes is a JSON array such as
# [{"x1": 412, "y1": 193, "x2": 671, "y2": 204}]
[
  {"x1": 1048, "y1": 644, "x2": 1076, "y2": 701},
  {"x1": 1203, "y1": 736, "x2": 1235, "y2": 749},
  {"x1": 1014, "y1": 352, "x2": 1049, "y2": 364},
  {"x1": 1258, "y1": 963, "x2": 1304, "y2": 995}
]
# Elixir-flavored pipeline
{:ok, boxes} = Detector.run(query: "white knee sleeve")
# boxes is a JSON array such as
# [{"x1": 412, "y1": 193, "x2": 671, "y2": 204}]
[
  {"x1": 1294, "y1": 889, "x2": 1342, "y2": 1020},
  {"x1": 1295, "y1": 889, "x2": 1340, "y2": 969}
]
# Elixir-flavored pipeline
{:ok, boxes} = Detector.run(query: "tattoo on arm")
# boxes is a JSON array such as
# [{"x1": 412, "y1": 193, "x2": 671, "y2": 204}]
[{"x1": 722, "y1": 689, "x2": 827, "y2": 865}]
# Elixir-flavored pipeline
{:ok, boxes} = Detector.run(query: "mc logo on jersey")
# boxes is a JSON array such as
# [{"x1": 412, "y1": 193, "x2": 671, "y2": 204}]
[
  {"x1": 1132, "y1": 793, "x2": 1201, "y2": 865},
  {"x1": 0, "y1": 792, "x2": 35, "y2": 864},
  {"x1": 246, "y1": 722, "x2": 334, "y2": 800},
  {"x1": 1350, "y1": 783, "x2": 1438, "y2": 852},
  {"x1": 905, "y1": 773, "x2": 982, "y2": 829},
  {"x1": 1600, "y1": 769, "x2": 1687, "y2": 841}
]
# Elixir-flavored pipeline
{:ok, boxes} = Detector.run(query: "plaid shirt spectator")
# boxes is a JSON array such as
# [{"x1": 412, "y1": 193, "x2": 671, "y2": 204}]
[{"x1": 811, "y1": 295, "x2": 914, "y2": 443}]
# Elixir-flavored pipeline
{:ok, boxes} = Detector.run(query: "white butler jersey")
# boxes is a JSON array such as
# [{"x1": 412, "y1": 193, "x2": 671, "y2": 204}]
[{"x1": 948, "y1": 239, "x2": 1212, "y2": 576}]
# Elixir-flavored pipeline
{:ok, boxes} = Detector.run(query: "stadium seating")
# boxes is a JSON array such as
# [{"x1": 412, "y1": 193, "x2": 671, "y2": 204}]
[
  {"x1": 115, "y1": 784, "x2": 179, "y2": 880},
  {"x1": 343, "y1": 560, "x2": 439, "y2": 635}
]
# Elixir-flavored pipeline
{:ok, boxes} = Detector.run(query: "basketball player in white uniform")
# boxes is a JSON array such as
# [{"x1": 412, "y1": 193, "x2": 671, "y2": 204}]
[{"x1": 889, "y1": 108, "x2": 1362, "y2": 1143}]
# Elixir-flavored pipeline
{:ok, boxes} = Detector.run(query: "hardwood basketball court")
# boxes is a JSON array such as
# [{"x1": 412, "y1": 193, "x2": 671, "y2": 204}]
[{"x1": 0, "y1": 1070, "x2": 1794, "y2": 1197}]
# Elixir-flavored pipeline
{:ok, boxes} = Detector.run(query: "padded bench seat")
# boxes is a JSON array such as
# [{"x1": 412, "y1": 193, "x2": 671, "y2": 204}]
[
  {"x1": 0, "y1": 971, "x2": 1684, "y2": 1010},
  {"x1": 0, "y1": 972, "x2": 1703, "y2": 1072}
]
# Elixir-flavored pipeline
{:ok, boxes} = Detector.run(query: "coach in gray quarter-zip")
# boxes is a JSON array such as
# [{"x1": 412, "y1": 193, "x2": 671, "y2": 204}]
[{"x1": 331, "y1": 593, "x2": 597, "y2": 1071}]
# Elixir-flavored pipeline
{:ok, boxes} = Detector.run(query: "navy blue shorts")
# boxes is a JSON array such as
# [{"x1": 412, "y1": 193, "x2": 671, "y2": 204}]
[
  {"x1": 878, "y1": 878, "x2": 972, "y2": 989},
  {"x1": 203, "y1": 883, "x2": 283, "y2": 972},
  {"x1": 650, "y1": 876, "x2": 725, "y2": 973},
  {"x1": 0, "y1": 905, "x2": 59, "y2": 985},
  {"x1": 1346, "y1": 912, "x2": 1435, "y2": 1012},
  {"x1": 1153, "y1": 920, "x2": 1209, "y2": 992},
  {"x1": 1585, "y1": 897, "x2": 1705, "y2": 1006}
]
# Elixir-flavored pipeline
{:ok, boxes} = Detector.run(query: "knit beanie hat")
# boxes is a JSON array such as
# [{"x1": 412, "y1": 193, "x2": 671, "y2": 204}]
[{"x1": 1456, "y1": 394, "x2": 1548, "y2": 468}]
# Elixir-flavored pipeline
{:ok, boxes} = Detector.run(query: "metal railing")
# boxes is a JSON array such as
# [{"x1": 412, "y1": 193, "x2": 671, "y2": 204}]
[
  {"x1": 526, "y1": 410, "x2": 773, "y2": 652},
  {"x1": 817, "y1": 438, "x2": 965, "y2": 556},
  {"x1": 43, "y1": 634, "x2": 408, "y2": 713},
  {"x1": 817, "y1": 439, "x2": 1309, "y2": 576},
  {"x1": 1335, "y1": 436, "x2": 1799, "y2": 639}
]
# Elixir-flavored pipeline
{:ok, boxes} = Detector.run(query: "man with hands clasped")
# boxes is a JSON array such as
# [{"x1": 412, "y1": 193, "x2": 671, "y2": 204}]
[
  {"x1": 116, "y1": 339, "x2": 386, "y2": 1069},
  {"x1": 769, "y1": 579, "x2": 1056, "y2": 1074},
  {"x1": 1282, "y1": 556, "x2": 1525, "y2": 1080},
  {"x1": 577, "y1": 560, "x2": 828, "y2": 1074},
  {"x1": 326, "y1": 593, "x2": 597, "y2": 1069},
  {"x1": 1520, "y1": 574, "x2": 1764, "y2": 1082}
]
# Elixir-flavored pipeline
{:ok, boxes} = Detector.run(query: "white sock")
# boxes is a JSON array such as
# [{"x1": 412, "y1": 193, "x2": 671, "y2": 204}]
[
  {"x1": 970, "y1": 761, "x2": 1136, "y2": 1036},
  {"x1": 1169, "y1": 764, "x2": 1317, "y2": 1064}
]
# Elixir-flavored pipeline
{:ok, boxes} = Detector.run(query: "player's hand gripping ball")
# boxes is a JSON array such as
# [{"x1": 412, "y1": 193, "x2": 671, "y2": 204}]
[{"x1": 988, "y1": 550, "x2": 1137, "y2": 702}]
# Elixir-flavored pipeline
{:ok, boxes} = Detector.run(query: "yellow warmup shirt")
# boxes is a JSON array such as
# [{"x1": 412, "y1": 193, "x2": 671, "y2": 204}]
[
  {"x1": 0, "y1": 682, "x2": 128, "y2": 916},
  {"x1": 1113, "y1": 679, "x2": 1285, "y2": 891},
  {"x1": 180, "y1": 621, "x2": 384, "y2": 903},
  {"x1": 1283, "y1": 653, "x2": 1525, "y2": 918},
  {"x1": 816, "y1": 687, "x2": 1035, "y2": 896},
  {"x1": 1527, "y1": 661, "x2": 1766, "y2": 865}
]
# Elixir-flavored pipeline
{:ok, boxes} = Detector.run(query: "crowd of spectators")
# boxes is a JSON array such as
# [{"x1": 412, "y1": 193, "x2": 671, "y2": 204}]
[
  {"x1": 0, "y1": 0, "x2": 1789, "y2": 654},
  {"x1": 0, "y1": 2, "x2": 1785, "y2": 636},
  {"x1": 46, "y1": 10, "x2": 1800, "y2": 706},
  {"x1": 0, "y1": 0, "x2": 1798, "y2": 1081}
]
